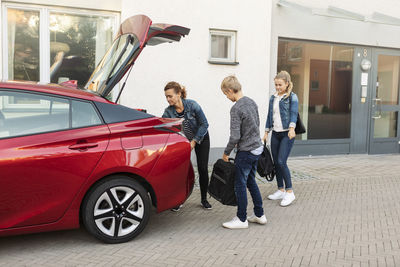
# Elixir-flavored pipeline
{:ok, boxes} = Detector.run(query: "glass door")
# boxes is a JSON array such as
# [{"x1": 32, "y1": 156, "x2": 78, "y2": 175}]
[{"x1": 369, "y1": 50, "x2": 400, "y2": 154}]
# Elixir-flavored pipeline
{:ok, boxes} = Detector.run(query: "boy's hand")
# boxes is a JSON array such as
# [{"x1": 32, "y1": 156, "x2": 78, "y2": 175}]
[
  {"x1": 262, "y1": 131, "x2": 269, "y2": 142},
  {"x1": 222, "y1": 154, "x2": 229, "y2": 162}
]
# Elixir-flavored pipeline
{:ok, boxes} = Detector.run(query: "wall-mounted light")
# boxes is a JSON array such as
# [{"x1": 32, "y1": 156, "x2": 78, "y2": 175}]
[{"x1": 360, "y1": 59, "x2": 371, "y2": 71}]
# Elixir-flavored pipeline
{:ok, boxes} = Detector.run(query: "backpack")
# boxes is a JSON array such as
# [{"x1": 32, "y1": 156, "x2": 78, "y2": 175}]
[
  {"x1": 208, "y1": 158, "x2": 237, "y2": 206},
  {"x1": 257, "y1": 142, "x2": 275, "y2": 181}
]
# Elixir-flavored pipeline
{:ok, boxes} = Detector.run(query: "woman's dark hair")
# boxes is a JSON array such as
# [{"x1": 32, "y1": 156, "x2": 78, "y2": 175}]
[{"x1": 164, "y1": 81, "x2": 187, "y2": 99}]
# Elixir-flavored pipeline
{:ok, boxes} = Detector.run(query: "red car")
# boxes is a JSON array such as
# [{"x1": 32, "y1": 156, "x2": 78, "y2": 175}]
[{"x1": 0, "y1": 15, "x2": 194, "y2": 243}]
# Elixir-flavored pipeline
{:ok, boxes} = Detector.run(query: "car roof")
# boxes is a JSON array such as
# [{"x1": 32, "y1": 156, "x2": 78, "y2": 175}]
[{"x1": 0, "y1": 80, "x2": 110, "y2": 103}]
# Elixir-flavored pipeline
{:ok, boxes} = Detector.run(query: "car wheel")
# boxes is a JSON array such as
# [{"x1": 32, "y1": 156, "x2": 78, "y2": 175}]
[{"x1": 82, "y1": 176, "x2": 150, "y2": 243}]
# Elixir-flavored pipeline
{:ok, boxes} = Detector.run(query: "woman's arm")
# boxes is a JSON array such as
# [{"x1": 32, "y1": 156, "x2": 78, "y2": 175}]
[
  {"x1": 192, "y1": 101, "x2": 209, "y2": 143},
  {"x1": 162, "y1": 107, "x2": 172, "y2": 118}
]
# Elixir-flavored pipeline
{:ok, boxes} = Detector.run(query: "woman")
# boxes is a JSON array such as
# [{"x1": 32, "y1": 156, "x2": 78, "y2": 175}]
[
  {"x1": 162, "y1": 81, "x2": 212, "y2": 210},
  {"x1": 263, "y1": 71, "x2": 298, "y2": 207}
]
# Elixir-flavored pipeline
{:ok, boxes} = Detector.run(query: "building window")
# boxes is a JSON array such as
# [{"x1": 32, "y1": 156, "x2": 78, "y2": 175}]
[
  {"x1": 2, "y1": 4, "x2": 118, "y2": 87},
  {"x1": 278, "y1": 39, "x2": 354, "y2": 140},
  {"x1": 209, "y1": 29, "x2": 237, "y2": 65}
]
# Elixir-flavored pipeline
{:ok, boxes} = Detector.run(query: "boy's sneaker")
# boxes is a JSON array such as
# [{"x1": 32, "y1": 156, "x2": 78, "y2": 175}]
[
  {"x1": 201, "y1": 199, "x2": 212, "y2": 210},
  {"x1": 171, "y1": 204, "x2": 183, "y2": 212},
  {"x1": 268, "y1": 190, "x2": 286, "y2": 200},
  {"x1": 280, "y1": 192, "x2": 295, "y2": 206},
  {"x1": 247, "y1": 214, "x2": 267, "y2": 225},
  {"x1": 222, "y1": 216, "x2": 248, "y2": 229}
]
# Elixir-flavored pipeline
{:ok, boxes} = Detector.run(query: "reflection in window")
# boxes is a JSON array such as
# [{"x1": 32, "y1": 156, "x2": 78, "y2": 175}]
[
  {"x1": 374, "y1": 111, "x2": 397, "y2": 138},
  {"x1": 71, "y1": 100, "x2": 102, "y2": 128},
  {"x1": 278, "y1": 40, "x2": 354, "y2": 140},
  {"x1": 7, "y1": 9, "x2": 40, "y2": 82},
  {"x1": 377, "y1": 55, "x2": 400, "y2": 105},
  {"x1": 0, "y1": 91, "x2": 69, "y2": 138},
  {"x1": 211, "y1": 35, "x2": 229, "y2": 58},
  {"x1": 49, "y1": 13, "x2": 114, "y2": 87}
]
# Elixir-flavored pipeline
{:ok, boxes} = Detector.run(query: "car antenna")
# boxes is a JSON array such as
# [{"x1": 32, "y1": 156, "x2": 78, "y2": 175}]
[{"x1": 115, "y1": 63, "x2": 134, "y2": 104}]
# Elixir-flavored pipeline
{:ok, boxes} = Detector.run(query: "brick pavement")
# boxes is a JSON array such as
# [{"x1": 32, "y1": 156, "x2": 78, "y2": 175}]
[{"x1": 1, "y1": 154, "x2": 400, "y2": 266}]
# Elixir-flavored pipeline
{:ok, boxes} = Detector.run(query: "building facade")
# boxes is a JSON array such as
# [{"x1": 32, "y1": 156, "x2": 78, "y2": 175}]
[{"x1": 1, "y1": 0, "x2": 400, "y2": 160}]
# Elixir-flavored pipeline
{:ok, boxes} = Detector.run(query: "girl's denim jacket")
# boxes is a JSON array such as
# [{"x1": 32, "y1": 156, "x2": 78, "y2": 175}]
[
  {"x1": 162, "y1": 98, "x2": 209, "y2": 143},
  {"x1": 265, "y1": 92, "x2": 298, "y2": 132}
]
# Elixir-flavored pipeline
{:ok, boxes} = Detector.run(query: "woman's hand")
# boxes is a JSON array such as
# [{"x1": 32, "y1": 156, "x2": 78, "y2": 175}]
[
  {"x1": 262, "y1": 131, "x2": 269, "y2": 142},
  {"x1": 288, "y1": 128, "x2": 296, "y2": 139},
  {"x1": 190, "y1": 140, "x2": 197, "y2": 150},
  {"x1": 222, "y1": 154, "x2": 229, "y2": 162}
]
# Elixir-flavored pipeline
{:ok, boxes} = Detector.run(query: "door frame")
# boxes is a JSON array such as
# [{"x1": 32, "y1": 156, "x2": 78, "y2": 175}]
[{"x1": 367, "y1": 48, "x2": 400, "y2": 154}]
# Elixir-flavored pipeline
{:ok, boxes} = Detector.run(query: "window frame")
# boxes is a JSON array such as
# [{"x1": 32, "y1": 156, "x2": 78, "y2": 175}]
[
  {"x1": 1, "y1": 3, "x2": 120, "y2": 83},
  {"x1": 208, "y1": 29, "x2": 238, "y2": 65}
]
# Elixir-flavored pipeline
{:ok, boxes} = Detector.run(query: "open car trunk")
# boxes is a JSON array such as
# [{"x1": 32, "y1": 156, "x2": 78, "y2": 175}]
[{"x1": 85, "y1": 15, "x2": 190, "y2": 98}]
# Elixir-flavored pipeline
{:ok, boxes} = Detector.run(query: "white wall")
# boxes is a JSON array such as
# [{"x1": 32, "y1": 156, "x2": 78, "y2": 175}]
[{"x1": 120, "y1": 0, "x2": 272, "y2": 149}]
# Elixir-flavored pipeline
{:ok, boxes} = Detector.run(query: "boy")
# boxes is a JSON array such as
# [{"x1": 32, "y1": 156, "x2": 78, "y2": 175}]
[{"x1": 220, "y1": 75, "x2": 267, "y2": 229}]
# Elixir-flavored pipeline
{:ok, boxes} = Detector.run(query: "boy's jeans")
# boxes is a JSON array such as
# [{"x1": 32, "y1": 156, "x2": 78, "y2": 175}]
[{"x1": 234, "y1": 151, "x2": 264, "y2": 222}]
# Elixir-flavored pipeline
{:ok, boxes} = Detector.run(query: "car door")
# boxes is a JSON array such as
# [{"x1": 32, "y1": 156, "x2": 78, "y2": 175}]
[{"x1": 0, "y1": 89, "x2": 110, "y2": 229}]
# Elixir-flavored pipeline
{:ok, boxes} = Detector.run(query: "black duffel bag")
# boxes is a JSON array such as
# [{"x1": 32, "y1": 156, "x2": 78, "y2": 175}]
[
  {"x1": 208, "y1": 158, "x2": 237, "y2": 206},
  {"x1": 257, "y1": 142, "x2": 275, "y2": 181}
]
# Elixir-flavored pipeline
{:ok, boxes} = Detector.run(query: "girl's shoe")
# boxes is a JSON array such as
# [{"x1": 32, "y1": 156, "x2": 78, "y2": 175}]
[
  {"x1": 280, "y1": 192, "x2": 295, "y2": 206},
  {"x1": 268, "y1": 190, "x2": 286, "y2": 200}
]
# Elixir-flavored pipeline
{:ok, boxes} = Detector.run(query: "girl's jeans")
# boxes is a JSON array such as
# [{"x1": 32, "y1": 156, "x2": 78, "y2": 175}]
[{"x1": 271, "y1": 131, "x2": 295, "y2": 190}]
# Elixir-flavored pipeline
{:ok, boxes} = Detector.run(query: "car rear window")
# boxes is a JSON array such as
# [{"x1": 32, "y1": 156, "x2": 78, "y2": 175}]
[{"x1": 94, "y1": 101, "x2": 153, "y2": 124}]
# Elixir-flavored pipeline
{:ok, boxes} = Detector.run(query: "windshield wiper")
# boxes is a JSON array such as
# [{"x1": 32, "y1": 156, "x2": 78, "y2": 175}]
[{"x1": 105, "y1": 34, "x2": 133, "y2": 85}]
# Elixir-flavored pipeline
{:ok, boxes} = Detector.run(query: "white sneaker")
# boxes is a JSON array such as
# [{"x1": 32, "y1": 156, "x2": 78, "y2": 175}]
[
  {"x1": 268, "y1": 190, "x2": 286, "y2": 200},
  {"x1": 222, "y1": 216, "x2": 248, "y2": 229},
  {"x1": 247, "y1": 214, "x2": 267, "y2": 225},
  {"x1": 280, "y1": 192, "x2": 295, "y2": 206}
]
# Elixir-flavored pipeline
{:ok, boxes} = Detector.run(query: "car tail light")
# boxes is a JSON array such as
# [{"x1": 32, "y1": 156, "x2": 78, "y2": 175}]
[{"x1": 154, "y1": 119, "x2": 186, "y2": 138}]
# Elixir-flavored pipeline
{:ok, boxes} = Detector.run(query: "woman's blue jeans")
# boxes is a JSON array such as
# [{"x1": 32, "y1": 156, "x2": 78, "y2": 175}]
[
  {"x1": 271, "y1": 131, "x2": 295, "y2": 190},
  {"x1": 234, "y1": 151, "x2": 264, "y2": 222}
]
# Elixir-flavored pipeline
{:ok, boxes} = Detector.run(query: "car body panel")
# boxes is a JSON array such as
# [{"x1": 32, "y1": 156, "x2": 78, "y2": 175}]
[
  {"x1": 0, "y1": 81, "x2": 109, "y2": 103},
  {"x1": 0, "y1": 125, "x2": 110, "y2": 229},
  {"x1": 146, "y1": 133, "x2": 193, "y2": 211}
]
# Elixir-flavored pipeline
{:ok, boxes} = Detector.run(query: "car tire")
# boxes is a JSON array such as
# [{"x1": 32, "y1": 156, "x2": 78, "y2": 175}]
[{"x1": 82, "y1": 175, "x2": 150, "y2": 243}]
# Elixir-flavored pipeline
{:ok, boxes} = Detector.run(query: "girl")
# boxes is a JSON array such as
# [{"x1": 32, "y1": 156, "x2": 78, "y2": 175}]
[{"x1": 263, "y1": 71, "x2": 298, "y2": 207}]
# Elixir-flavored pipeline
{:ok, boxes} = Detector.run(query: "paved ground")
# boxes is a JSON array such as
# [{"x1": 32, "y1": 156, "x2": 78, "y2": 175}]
[{"x1": 1, "y1": 154, "x2": 400, "y2": 266}]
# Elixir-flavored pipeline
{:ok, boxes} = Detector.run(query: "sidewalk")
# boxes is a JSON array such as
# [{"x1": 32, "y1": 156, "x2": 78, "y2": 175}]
[{"x1": 1, "y1": 154, "x2": 400, "y2": 266}]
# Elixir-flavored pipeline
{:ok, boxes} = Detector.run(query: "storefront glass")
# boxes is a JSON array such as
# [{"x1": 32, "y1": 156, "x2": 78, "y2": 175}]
[{"x1": 278, "y1": 40, "x2": 354, "y2": 140}]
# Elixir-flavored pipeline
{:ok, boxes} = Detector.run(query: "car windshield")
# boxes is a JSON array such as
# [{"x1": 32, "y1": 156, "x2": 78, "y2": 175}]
[{"x1": 85, "y1": 34, "x2": 138, "y2": 96}]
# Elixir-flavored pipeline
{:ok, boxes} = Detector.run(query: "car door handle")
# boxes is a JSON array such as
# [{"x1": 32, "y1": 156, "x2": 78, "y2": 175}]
[{"x1": 69, "y1": 143, "x2": 98, "y2": 150}]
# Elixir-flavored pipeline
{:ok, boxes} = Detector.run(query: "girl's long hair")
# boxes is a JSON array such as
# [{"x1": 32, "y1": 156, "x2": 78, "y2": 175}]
[{"x1": 275, "y1": 70, "x2": 293, "y2": 98}]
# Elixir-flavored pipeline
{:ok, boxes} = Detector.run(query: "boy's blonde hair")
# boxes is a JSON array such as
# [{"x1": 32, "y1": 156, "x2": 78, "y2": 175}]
[{"x1": 221, "y1": 75, "x2": 242, "y2": 93}]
